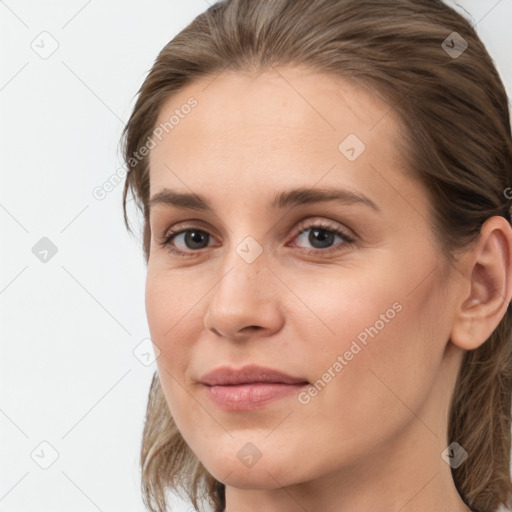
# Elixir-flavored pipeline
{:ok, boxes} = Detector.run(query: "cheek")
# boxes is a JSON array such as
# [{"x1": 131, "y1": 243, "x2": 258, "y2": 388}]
[
  {"x1": 145, "y1": 270, "x2": 200, "y2": 426},
  {"x1": 144, "y1": 270, "x2": 198, "y2": 376},
  {"x1": 290, "y1": 265, "x2": 444, "y2": 412},
  {"x1": 288, "y1": 286, "x2": 442, "y2": 473},
  {"x1": 286, "y1": 269, "x2": 404, "y2": 357},
  {"x1": 342, "y1": 280, "x2": 446, "y2": 421},
  {"x1": 145, "y1": 266, "x2": 205, "y2": 339}
]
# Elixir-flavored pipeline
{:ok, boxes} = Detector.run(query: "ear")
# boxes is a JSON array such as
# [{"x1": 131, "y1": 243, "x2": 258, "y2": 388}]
[{"x1": 450, "y1": 216, "x2": 512, "y2": 351}]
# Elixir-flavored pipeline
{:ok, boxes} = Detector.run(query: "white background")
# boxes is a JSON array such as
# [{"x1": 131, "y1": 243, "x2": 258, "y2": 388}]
[{"x1": 1, "y1": 1, "x2": 511, "y2": 511}]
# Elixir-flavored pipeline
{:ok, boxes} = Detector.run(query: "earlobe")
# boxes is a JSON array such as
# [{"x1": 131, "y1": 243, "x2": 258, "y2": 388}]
[{"x1": 450, "y1": 216, "x2": 512, "y2": 351}]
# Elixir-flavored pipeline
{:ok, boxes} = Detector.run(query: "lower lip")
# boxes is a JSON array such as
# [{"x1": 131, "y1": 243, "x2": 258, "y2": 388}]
[{"x1": 203, "y1": 382, "x2": 308, "y2": 411}]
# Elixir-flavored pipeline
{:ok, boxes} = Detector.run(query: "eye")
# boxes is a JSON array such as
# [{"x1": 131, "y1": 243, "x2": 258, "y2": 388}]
[
  {"x1": 158, "y1": 219, "x2": 356, "y2": 257},
  {"x1": 159, "y1": 227, "x2": 214, "y2": 257},
  {"x1": 290, "y1": 220, "x2": 356, "y2": 255}
]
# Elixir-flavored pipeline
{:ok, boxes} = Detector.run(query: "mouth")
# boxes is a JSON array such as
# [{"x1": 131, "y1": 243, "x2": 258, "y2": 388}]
[
  {"x1": 199, "y1": 363, "x2": 309, "y2": 386},
  {"x1": 199, "y1": 364, "x2": 309, "y2": 411}
]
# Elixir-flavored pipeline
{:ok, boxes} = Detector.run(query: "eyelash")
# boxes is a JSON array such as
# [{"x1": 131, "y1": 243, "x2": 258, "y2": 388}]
[{"x1": 158, "y1": 219, "x2": 356, "y2": 258}]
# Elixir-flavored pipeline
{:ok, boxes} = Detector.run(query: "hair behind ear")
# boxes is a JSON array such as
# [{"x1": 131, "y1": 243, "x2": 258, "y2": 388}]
[{"x1": 448, "y1": 309, "x2": 512, "y2": 511}]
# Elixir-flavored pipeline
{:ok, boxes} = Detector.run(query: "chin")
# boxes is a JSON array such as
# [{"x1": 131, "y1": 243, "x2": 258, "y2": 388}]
[
  {"x1": 204, "y1": 453, "x2": 299, "y2": 490},
  {"x1": 217, "y1": 469, "x2": 293, "y2": 490}
]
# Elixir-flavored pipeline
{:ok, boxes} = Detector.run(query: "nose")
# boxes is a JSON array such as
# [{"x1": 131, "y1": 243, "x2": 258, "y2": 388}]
[{"x1": 203, "y1": 248, "x2": 284, "y2": 340}]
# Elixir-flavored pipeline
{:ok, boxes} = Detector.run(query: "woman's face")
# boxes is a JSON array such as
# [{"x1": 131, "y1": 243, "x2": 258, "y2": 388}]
[{"x1": 145, "y1": 67, "x2": 464, "y2": 492}]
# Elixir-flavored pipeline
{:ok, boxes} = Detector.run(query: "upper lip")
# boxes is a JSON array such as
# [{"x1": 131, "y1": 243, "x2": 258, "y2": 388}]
[{"x1": 199, "y1": 364, "x2": 309, "y2": 386}]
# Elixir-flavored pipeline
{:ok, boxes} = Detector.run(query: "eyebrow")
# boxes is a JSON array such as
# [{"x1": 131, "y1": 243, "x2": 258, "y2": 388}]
[{"x1": 149, "y1": 187, "x2": 380, "y2": 213}]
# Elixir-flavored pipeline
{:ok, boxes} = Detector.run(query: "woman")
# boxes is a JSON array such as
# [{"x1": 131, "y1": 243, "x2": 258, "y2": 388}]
[{"x1": 120, "y1": 1, "x2": 512, "y2": 511}]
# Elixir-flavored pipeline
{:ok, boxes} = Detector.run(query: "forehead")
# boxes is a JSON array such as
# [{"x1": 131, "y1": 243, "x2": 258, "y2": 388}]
[
  {"x1": 147, "y1": 66, "x2": 407, "y2": 202},
  {"x1": 152, "y1": 66, "x2": 396, "y2": 140}
]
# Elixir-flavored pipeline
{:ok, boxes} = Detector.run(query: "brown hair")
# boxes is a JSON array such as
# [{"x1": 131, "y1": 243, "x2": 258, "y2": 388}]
[{"x1": 120, "y1": 1, "x2": 512, "y2": 511}]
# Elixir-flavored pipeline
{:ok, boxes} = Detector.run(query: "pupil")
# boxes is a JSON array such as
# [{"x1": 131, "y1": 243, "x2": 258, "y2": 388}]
[
  {"x1": 186, "y1": 230, "x2": 208, "y2": 249},
  {"x1": 310, "y1": 228, "x2": 334, "y2": 249}
]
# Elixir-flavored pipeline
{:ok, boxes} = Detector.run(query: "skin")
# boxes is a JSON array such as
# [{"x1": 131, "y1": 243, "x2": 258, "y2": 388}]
[{"x1": 145, "y1": 66, "x2": 512, "y2": 512}]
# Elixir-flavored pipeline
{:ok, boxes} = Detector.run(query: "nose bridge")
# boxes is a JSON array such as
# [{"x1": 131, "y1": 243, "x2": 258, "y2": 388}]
[
  {"x1": 204, "y1": 235, "x2": 280, "y2": 336},
  {"x1": 215, "y1": 235, "x2": 268, "y2": 304}
]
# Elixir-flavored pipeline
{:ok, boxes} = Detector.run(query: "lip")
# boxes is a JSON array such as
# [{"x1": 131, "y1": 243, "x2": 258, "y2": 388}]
[
  {"x1": 199, "y1": 364, "x2": 309, "y2": 411},
  {"x1": 204, "y1": 383, "x2": 308, "y2": 411},
  {"x1": 199, "y1": 364, "x2": 309, "y2": 386}
]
